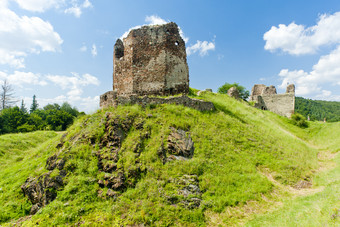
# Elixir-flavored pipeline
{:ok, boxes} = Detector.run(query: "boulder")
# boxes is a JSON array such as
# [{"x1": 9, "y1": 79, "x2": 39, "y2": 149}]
[{"x1": 227, "y1": 87, "x2": 240, "y2": 99}]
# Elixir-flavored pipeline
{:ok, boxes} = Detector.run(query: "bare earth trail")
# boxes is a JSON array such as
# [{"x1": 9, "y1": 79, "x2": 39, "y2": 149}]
[{"x1": 243, "y1": 122, "x2": 340, "y2": 227}]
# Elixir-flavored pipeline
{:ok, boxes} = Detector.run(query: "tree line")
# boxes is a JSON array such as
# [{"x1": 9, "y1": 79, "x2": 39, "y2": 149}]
[
  {"x1": 0, "y1": 80, "x2": 84, "y2": 134},
  {"x1": 295, "y1": 97, "x2": 340, "y2": 122}
]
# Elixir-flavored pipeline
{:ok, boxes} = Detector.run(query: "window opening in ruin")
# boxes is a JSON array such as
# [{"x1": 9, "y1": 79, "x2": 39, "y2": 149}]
[{"x1": 175, "y1": 41, "x2": 179, "y2": 46}]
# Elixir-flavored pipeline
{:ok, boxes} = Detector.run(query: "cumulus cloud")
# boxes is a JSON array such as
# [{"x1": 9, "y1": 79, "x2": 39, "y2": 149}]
[
  {"x1": 186, "y1": 40, "x2": 215, "y2": 56},
  {"x1": 120, "y1": 15, "x2": 189, "y2": 43},
  {"x1": 47, "y1": 72, "x2": 99, "y2": 99},
  {"x1": 64, "y1": 0, "x2": 93, "y2": 18},
  {"x1": 145, "y1": 15, "x2": 167, "y2": 25},
  {"x1": 0, "y1": 5, "x2": 63, "y2": 68},
  {"x1": 26, "y1": 94, "x2": 99, "y2": 113},
  {"x1": 278, "y1": 45, "x2": 340, "y2": 96},
  {"x1": 91, "y1": 44, "x2": 97, "y2": 57},
  {"x1": 264, "y1": 12, "x2": 340, "y2": 55},
  {"x1": 0, "y1": 71, "x2": 47, "y2": 87},
  {"x1": 64, "y1": 6, "x2": 82, "y2": 17},
  {"x1": 13, "y1": 0, "x2": 63, "y2": 12}
]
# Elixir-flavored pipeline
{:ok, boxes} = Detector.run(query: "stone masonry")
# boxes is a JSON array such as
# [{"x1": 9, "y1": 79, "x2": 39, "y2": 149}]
[
  {"x1": 113, "y1": 22, "x2": 189, "y2": 96},
  {"x1": 250, "y1": 84, "x2": 295, "y2": 118},
  {"x1": 100, "y1": 22, "x2": 214, "y2": 111}
]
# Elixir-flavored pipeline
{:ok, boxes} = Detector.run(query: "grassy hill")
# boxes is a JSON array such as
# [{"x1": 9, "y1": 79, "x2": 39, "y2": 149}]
[{"x1": 0, "y1": 92, "x2": 339, "y2": 226}]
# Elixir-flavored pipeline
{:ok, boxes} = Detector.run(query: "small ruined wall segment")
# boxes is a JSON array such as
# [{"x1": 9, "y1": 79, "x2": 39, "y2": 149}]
[
  {"x1": 100, "y1": 93, "x2": 215, "y2": 112},
  {"x1": 113, "y1": 22, "x2": 189, "y2": 96},
  {"x1": 251, "y1": 84, "x2": 295, "y2": 118}
]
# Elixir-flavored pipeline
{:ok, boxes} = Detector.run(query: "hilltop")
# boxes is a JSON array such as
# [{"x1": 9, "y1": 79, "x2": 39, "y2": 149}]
[{"x1": 0, "y1": 91, "x2": 339, "y2": 226}]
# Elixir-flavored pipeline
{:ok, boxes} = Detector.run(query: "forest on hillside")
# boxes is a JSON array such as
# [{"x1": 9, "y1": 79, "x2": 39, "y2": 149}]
[{"x1": 295, "y1": 97, "x2": 340, "y2": 122}]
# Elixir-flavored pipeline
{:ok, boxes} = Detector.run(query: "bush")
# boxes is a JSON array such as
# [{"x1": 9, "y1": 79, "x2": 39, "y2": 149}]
[{"x1": 291, "y1": 113, "x2": 308, "y2": 128}]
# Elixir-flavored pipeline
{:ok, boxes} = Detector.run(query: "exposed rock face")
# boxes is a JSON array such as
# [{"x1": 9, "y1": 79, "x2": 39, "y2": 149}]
[
  {"x1": 165, "y1": 175, "x2": 202, "y2": 209},
  {"x1": 113, "y1": 22, "x2": 189, "y2": 96},
  {"x1": 96, "y1": 113, "x2": 147, "y2": 196},
  {"x1": 21, "y1": 171, "x2": 65, "y2": 214},
  {"x1": 227, "y1": 87, "x2": 240, "y2": 99},
  {"x1": 250, "y1": 84, "x2": 295, "y2": 118},
  {"x1": 158, "y1": 127, "x2": 194, "y2": 163}
]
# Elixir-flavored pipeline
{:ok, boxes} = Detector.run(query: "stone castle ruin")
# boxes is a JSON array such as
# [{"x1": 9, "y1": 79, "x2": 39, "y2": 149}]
[
  {"x1": 250, "y1": 84, "x2": 295, "y2": 117},
  {"x1": 100, "y1": 22, "x2": 214, "y2": 111}
]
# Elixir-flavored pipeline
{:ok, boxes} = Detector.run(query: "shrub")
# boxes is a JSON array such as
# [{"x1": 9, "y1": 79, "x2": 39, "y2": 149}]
[{"x1": 291, "y1": 113, "x2": 308, "y2": 128}]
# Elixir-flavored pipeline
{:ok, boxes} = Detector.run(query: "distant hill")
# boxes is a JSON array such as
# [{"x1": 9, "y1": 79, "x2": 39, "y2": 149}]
[{"x1": 295, "y1": 97, "x2": 340, "y2": 122}]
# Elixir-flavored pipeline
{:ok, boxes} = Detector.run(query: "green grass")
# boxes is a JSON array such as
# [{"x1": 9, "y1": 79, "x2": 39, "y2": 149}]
[
  {"x1": 245, "y1": 122, "x2": 340, "y2": 226},
  {"x1": 0, "y1": 131, "x2": 58, "y2": 223},
  {"x1": 0, "y1": 93, "x2": 337, "y2": 226}
]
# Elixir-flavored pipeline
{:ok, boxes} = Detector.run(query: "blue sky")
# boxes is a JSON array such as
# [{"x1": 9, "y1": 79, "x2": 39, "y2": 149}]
[{"x1": 1, "y1": 0, "x2": 340, "y2": 112}]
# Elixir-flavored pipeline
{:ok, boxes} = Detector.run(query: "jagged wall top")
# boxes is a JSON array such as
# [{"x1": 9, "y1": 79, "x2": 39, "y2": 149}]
[{"x1": 113, "y1": 22, "x2": 189, "y2": 96}]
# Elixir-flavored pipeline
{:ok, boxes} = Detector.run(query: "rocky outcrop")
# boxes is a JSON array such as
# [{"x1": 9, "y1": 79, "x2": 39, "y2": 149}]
[
  {"x1": 165, "y1": 175, "x2": 202, "y2": 209},
  {"x1": 96, "y1": 113, "x2": 147, "y2": 197},
  {"x1": 158, "y1": 127, "x2": 194, "y2": 163},
  {"x1": 21, "y1": 171, "x2": 65, "y2": 214}
]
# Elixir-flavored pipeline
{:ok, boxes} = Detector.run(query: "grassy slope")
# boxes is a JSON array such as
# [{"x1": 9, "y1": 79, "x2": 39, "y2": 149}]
[
  {"x1": 245, "y1": 122, "x2": 340, "y2": 226},
  {"x1": 0, "y1": 131, "x2": 58, "y2": 222},
  {"x1": 0, "y1": 93, "x2": 335, "y2": 226}
]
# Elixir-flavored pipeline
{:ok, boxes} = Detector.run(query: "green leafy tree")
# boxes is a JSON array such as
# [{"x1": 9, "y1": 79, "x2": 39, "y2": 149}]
[
  {"x1": 30, "y1": 95, "x2": 39, "y2": 113},
  {"x1": 0, "y1": 107, "x2": 28, "y2": 133},
  {"x1": 61, "y1": 102, "x2": 79, "y2": 117},
  {"x1": 218, "y1": 82, "x2": 250, "y2": 101}
]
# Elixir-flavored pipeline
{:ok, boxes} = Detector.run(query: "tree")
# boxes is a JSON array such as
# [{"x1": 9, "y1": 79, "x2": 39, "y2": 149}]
[
  {"x1": 20, "y1": 99, "x2": 28, "y2": 113},
  {"x1": 0, "y1": 80, "x2": 17, "y2": 110},
  {"x1": 218, "y1": 82, "x2": 250, "y2": 101},
  {"x1": 30, "y1": 95, "x2": 39, "y2": 113}
]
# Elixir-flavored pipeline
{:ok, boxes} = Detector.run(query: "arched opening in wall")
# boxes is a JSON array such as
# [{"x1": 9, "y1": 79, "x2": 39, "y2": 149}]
[{"x1": 175, "y1": 41, "x2": 179, "y2": 46}]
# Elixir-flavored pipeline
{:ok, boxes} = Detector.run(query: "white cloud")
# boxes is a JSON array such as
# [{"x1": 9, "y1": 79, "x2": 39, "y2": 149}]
[
  {"x1": 80, "y1": 45, "x2": 87, "y2": 52},
  {"x1": 0, "y1": 5, "x2": 63, "y2": 68},
  {"x1": 25, "y1": 94, "x2": 99, "y2": 113},
  {"x1": 91, "y1": 44, "x2": 97, "y2": 57},
  {"x1": 64, "y1": 0, "x2": 92, "y2": 18},
  {"x1": 278, "y1": 45, "x2": 340, "y2": 96},
  {"x1": 121, "y1": 15, "x2": 189, "y2": 43},
  {"x1": 47, "y1": 72, "x2": 99, "y2": 100},
  {"x1": 64, "y1": 6, "x2": 82, "y2": 17},
  {"x1": 0, "y1": 71, "x2": 47, "y2": 87},
  {"x1": 82, "y1": 0, "x2": 92, "y2": 8},
  {"x1": 13, "y1": 0, "x2": 63, "y2": 12},
  {"x1": 186, "y1": 40, "x2": 215, "y2": 56},
  {"x1": 264, "y1": 12, "x2": 340, "y2": 55},
  {"x1": 145, "y1": 15, "x2": 168, "y2": 25}
]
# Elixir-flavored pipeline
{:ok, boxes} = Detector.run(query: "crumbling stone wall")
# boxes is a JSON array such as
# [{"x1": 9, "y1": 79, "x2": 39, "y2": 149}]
[
  {"x1": 251, "y1": 84, "x2": 295, "y2": 117},
  {"x1": 113, "y1": 22, "x2": 189, "y2": 96},
  {"x1": 100, "y1": 92, "x2": 215, "y2": 112},
  {"x1": 100, "y1": 22, "x2": 215, "y2": 111}
]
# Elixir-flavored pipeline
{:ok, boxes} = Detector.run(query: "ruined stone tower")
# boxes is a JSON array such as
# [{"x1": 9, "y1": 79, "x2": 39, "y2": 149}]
[
  {"x1": 250, "y1": 84, "x2": 295, "y2": 117},
  {"x1": 113, "y1": 22, "x2": 189, "y2": 96}
]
